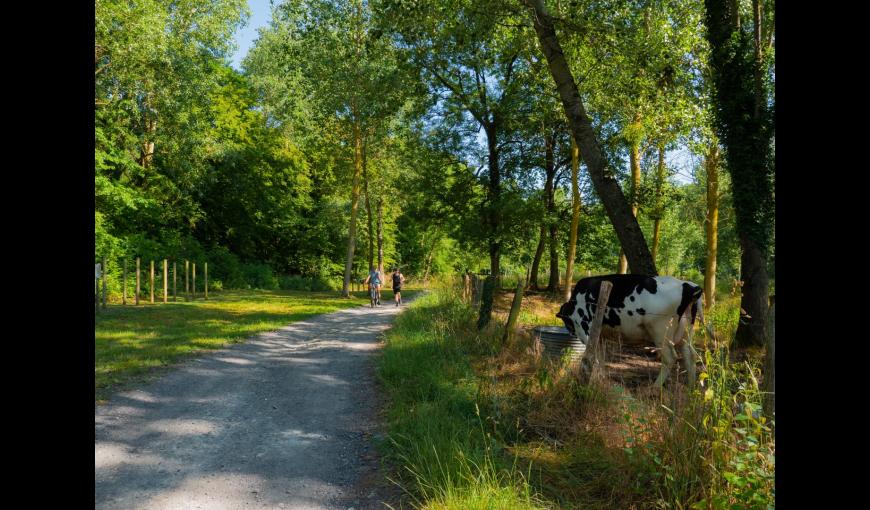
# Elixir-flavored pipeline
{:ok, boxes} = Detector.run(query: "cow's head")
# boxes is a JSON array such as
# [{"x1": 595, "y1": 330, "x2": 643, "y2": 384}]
[{"x1": 556, "y1": 299, "x2": 577, "y2": 337}]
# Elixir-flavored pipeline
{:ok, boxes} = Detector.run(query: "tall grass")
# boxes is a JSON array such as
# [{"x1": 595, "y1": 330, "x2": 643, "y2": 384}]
[
  {"x1": 615, "y1": 295, "x2": 775, "y2": 509},
  {"x1": 378, "y1": 287, "x2": 548, "y2": 509}
]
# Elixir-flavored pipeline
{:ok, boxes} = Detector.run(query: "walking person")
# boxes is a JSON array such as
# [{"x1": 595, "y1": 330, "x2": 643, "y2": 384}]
[{"x1": 392, "y1": 267, "x2": 405, "y2": 306}]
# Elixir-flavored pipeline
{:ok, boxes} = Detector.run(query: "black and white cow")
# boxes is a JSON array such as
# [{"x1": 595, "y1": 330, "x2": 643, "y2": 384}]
[{"x1": 557, "y1": 274, "x2": 704, "y2": 387}]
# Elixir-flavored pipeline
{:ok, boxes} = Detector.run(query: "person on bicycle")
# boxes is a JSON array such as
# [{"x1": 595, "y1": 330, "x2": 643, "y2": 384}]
[
  {"x1": 363, "y1": 265, "x2": 382, "y2": 305},
  {"x1": 391, "y1": 267, "x2": 405, "y2": 306}
]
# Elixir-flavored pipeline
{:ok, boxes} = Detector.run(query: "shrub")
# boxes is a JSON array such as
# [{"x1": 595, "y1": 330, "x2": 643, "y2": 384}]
[{"x1": 241, "y1": 263, "x2": 278, "y2": 290}]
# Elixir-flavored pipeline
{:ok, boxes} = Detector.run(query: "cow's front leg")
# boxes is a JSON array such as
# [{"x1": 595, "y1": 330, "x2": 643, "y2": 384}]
[{"x1": 647, "y1": 321, "x2": 676, "y2": 387}]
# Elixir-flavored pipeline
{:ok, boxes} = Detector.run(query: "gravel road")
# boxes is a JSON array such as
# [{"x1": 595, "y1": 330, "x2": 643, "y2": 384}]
[{"x1": 95, "y1": 299, "x2": 410, "y2": 509}]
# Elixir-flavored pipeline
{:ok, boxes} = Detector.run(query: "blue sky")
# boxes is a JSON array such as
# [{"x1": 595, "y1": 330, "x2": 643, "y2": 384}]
[{"x1": 230, "y1": 0, "x2": 274, "y2": 71}]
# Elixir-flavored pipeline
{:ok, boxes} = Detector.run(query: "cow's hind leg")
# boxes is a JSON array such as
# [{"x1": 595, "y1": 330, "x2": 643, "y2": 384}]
[{"x1": 646, "y1": 320, "x2": 676, "y2": 387}]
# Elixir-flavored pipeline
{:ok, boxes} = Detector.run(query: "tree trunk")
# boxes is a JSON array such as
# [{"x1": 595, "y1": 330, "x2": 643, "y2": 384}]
[
  {"x1": 545, "y1": 133, "x2": 559, "y2": 293},
  {"x1": 377, "y1": 197, "x2": 384, "y2": 274},
  {"x1": 617, "y1": 132, "x2": 642, "y2": 274},
  {"x1": 477, "y1": 275, "x2": 497, "y2": 330},
  {"x1": 651, "y1": 220, "x2": 662, "y2": 265},
  {"x1": 530, "y1": 227, "x2": 546, "y2": 289},
  {"x1": 522, "y1": 0, "x2": 657, "y2": 276},
  {"x1": 704, "y1": 142, "x2": 720, "y2": 311},
  {"x1": 363, "y1": 144, "x2": 374, "y2": 271},
  {"x1": 479, "y1": 125, "x2": 502, "y2": 328},
  {"x1": 762, "y1": 299, "x2": 775, "y2": 421},
  {"x1": 139, "y1": 98, "x2": 156, "y2": 168},
  {"x1": 422, "y1": 230, "x2": 439, "y2": 282},
  {"x1": 564, "y1": 137, "x2": 581, "y2": 301},
  {"x1": 651, "y1": 145, "x2": 665, "y2": 265},
  {"x1": 342, "y1": 121, "x2": 364, "y2": 297},
  {"x1": 548, "y1": 223, "x2": 558, "y2": 293},
  {"x1": 705, "y1": 0, "x2": 774, "y2": 346},
  {"x1": 734, "y1": 236, "x2": 769, "y2": 348}
]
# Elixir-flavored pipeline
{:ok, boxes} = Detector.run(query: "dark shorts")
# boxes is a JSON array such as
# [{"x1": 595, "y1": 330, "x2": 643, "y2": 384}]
[{"x1": 393, "y1": 286, "x2": 402, "y2": 293}]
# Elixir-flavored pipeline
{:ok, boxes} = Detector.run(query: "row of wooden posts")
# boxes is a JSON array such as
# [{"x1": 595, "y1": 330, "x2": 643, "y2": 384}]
[{"x1": 95, "y1": 258, "x2": 208, "y2": 311}]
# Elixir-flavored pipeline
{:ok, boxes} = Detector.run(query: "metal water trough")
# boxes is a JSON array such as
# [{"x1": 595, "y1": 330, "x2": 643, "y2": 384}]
[{"x1": 534, "y1": 326, "x2": 586, "y2": 362}]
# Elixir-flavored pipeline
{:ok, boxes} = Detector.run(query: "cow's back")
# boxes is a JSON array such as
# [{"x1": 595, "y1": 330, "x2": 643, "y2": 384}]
[{"x1": 565, "y1": 275, "x2": 701, "y2": 344}]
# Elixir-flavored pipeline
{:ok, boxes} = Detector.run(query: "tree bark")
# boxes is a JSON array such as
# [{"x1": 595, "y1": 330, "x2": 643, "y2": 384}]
[
  {"x1": 377, "y1": 197, "x2": 384, "y2": 274},
  {"x1": 705, "y1": 0, "x2": 774, "y2": 347},
  {"x1": 363, "y1": 143, "x2": 374, "y2": 271},
  {"x1": 762, "y1": 299, "x2": 775, "y2": 421},
  {"x1": 530, "y1": 227, "x2": 546, "y2": 290},
  {"x1": 564, "y1": 136, "x2": 581, "y2": 301},
  {"x1": 617, "y1": 127, "x2": 642, "y2": 274},
  {"x1": 545, "y1": 133, "x2": 559, "y2": 293},
  {"x1": 651, "y1": 145, "x2": 665, "y2": 265},
  {"x1": 704, "y1": 142, "x2": 720, "y2": 311},
  {"x1": 479, "y1": 125, "x2": 502, "y2": 328},
  {"x1": 522, "y1": 0, "x2": 657, "y2": 276},
  {"x1": 342, "y1": 121, "x2": 364, "y2": 297},
  {"x1": 734, "y1": 236, "x2": 769, "y2": 347}
]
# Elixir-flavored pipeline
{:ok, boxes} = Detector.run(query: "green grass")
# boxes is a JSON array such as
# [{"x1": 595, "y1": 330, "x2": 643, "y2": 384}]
[
  {"x1": 378, "y1": 288, "x2": 548, "y2": 510},
  {"x1": 95, "y1": 288, "x2": 415, "y2": 402}
]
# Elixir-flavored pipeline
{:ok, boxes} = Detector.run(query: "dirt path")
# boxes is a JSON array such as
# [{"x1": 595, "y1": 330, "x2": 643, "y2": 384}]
[{"x1": 95, "y1": 299, "x2": 410, "y2": 510}]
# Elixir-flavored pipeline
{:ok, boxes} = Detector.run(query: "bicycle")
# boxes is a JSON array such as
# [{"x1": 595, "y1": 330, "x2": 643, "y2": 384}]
[{"x1": 369, "y1": 284, "x2": 381, "y2": 307}]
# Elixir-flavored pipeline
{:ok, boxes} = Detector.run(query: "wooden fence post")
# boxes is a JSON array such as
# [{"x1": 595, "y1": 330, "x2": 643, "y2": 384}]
[
  {"x1": 102, "y1": 256, "x2": 108, "y2": 309},
  {"x1": 192, "y1": 263, "x2": 197, "y2": 300},
  {"x1": 502, "y1": 278, "x2": 525, "y2": 344},
  {"x1": 122, "y1": 259, "x2": 127, "y2": 305},
  {"x1": 471, "y1": 274, "x2": 482, "y2": 308},
  {"x1": 204, "y1": 262, "x2": 208, "y2": 300},
  {"x1": 185, "y1": 260, "x2": 190, "y2": 300},
  {"x1": 95, "y1": 269, "x2": 100, "y2": 313},
  {"x1": 163, "y1": 259, "x2": 168, "y2": 303},
  {"x1": 150, "y1": 260, "x2": 155, "y2": 303},
  {"x1": 578, "y1": 281, "x2": 613, "y2": 384},
  {"x1": 173, "y1": 261, "x2": 177, "y2": 302},
  {"x1": 136, "y1": 258, "x2": 140, "y2": 305}
]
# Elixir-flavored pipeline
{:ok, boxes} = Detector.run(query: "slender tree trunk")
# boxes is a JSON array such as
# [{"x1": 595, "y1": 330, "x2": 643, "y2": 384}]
[
  {"x1": 545, "y1": 134, "x2": 559, "y2": 293},
  {"x1": 522, "y1": 0, "x2": 657, "y2": 276},
  {"x1": 377, "y1": 197, "x2": 384, "y2": 274},
  {"x1": 548, "y1": 223, "x2": 558, "y2": 293},
  {"x1": 342, "y1": 121, "x2": 364, "y2": 297},
  {"x1": 704, "y1": 142, "x2": 720, "y2": 311},
  {"x1": 530, "y1": 227, "x2": 546, "y2": 289},
  {"x1": 651, "y1": 145, "x2": 666, "y2": 264},
  {"x1": 651, "y1": 221, "x2": 662, "y2": 264},
  {"x1": 363, "y1": 143, "x2": 374, "y2": 271},
  {"x1": 139, "y1": 100, "x2": 156, "y2": 168},
  {"x1": 617, "y1": 131, "x2": 642, "y2": 274},
  {"x1": 564, "y1": 137, "x2": 581, "y2": 301},
  {"x1": 422, "y1": 231, "x2": 438, "y2": 282}
]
